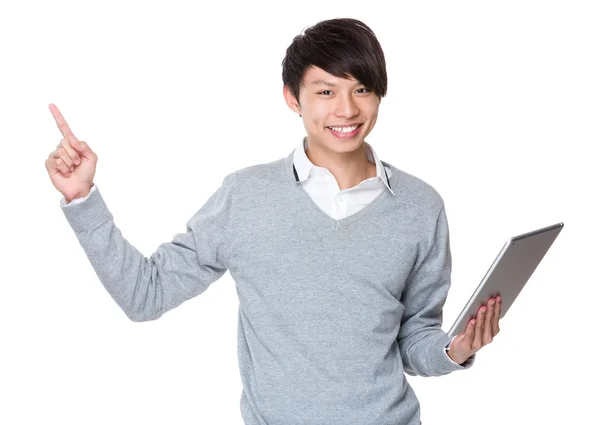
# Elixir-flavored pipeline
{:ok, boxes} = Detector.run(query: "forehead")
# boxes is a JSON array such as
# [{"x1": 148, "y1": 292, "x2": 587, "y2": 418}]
[{"x1": 302, "y1": 66, "x2": 360, "y2": 87}]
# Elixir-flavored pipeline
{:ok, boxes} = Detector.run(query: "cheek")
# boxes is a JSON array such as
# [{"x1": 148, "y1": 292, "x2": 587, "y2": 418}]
[
  {"x1": 367, "y1": 106, "x2": 379, "y2": 127},
  {"x1": 370, "y1": 112, "x2": 379, "y2": 126},
  {"x1": 309, "y1": 104, "x2": 330, "y2": 126}
]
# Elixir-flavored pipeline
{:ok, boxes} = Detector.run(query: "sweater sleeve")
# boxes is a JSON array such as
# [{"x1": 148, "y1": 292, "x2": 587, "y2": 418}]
[
  {"x1": 397, "y1": 205, "x2": 475, "y2": 376},
  {"x1": 60, "y1": 172, "x2": 237, "y2": 322}
]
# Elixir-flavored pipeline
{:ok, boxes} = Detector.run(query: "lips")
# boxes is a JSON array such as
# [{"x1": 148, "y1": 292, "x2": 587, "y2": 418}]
[{"x1": 326, "y1": 124, "x2": 363, "y2": 139}]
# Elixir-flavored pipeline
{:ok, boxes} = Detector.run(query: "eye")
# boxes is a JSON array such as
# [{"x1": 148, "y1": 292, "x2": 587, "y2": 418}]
[{"x1": 317, "y1": 88, "x2": 371, "y2": 96}]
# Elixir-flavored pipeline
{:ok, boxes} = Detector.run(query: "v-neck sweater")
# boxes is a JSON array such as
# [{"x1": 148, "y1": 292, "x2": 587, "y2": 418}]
[{"x1": 60, "y1": 148, "x2": 474, "y2": 425}]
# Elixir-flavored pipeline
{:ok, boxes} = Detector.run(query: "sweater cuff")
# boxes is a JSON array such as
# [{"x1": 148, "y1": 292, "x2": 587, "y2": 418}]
[{"x1": 60, "y1": 184, "x2": 113, "y2": 233}]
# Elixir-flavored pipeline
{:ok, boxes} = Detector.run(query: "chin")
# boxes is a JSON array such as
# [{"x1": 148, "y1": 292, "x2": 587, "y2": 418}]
[{"x1": 326, "y1": 138, "x2": 365, "y2": 154}]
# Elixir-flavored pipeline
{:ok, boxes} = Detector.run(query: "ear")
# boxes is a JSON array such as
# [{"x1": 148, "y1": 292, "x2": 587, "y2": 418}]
[{"x1": 283, "y1": 85, "x2": 301, "y2": 115}]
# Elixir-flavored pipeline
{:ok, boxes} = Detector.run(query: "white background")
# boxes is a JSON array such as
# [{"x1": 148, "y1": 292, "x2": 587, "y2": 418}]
[{"x1": 1, "y1": 0, "x2": 598, "y2": 424}]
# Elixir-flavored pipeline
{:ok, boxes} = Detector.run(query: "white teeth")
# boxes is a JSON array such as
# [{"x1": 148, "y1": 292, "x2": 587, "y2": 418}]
[{"x1": 328, "y1": 125, "x2": 359, "y2": 133}]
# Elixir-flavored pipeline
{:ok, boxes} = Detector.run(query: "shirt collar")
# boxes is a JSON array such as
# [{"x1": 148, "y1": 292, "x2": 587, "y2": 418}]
[{"x1": 292, "y1": 136, "x2": 395, "y2": 194}]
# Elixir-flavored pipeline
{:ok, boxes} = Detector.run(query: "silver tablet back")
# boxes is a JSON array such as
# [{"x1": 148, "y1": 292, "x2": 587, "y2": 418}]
[{"x1": 447, "y1": 222, "x2": 564, "y2": 339}]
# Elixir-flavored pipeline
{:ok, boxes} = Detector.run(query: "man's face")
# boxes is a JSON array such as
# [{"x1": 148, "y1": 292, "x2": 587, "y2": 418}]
[{"x1": 284, "y1": 66, "x2": 381, "y2": 156}]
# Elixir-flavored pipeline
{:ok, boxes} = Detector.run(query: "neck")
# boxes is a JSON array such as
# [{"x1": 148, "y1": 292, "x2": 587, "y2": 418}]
[{"x1": 305, "y1": 138, "x2": 377, "y2": 190}]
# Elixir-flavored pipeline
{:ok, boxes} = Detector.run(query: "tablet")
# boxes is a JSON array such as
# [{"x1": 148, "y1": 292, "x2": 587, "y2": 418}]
[{"x1": 446, "y1": 222, "x2": 564, "y2": 339}]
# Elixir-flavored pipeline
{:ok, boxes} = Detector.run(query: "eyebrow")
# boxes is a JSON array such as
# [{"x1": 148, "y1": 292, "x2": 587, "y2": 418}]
[{"x1": 309, "y1": 79, "x2": 362, "y2": 87}]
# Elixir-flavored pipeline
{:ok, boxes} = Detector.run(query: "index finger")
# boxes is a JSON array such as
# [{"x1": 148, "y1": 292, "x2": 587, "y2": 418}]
[{"x1": 49, "y1": 103, "x2": 78, "y2": 141}]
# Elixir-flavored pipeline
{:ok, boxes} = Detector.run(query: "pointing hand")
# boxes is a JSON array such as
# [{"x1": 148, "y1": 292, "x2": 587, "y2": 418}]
[{"x1": 45, "y1": 103, "x2": 98, "y2": 203}]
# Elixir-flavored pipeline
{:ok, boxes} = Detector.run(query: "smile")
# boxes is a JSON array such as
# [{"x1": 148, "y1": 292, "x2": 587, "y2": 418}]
[{"x1": 326, "y1": 124, "x2": 363, "y2": 139}]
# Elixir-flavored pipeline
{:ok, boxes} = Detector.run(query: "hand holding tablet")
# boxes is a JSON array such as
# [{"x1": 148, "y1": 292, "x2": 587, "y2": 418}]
[
  {"x1": 446, "y1": 294, "x2": 502, "y2": 365},
  {"x1": 445, "y1": 222, "x2": 564, "y2": 364}
]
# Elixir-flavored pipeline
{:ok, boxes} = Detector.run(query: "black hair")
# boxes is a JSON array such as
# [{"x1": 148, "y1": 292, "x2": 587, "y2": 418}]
[{"x1": 281, "y1": 18, "x2": 388, "y2": 105}]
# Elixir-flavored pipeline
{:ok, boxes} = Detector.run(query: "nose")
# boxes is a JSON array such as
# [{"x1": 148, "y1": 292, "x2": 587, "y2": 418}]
[{"x1": 335, "y1": 94, "x2": 360, "y2": 119}]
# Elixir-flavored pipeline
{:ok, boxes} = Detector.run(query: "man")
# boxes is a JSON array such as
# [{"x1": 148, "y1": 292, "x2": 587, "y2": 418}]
[{"x1": 46, "y1": 17, "x2": 500, "y2": 425}]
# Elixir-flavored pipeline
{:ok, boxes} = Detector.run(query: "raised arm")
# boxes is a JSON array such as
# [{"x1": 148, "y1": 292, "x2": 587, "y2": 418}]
[
  {"x1": 60, "y1": 173, "x2": 237, "y2": 322},
  {"x1": 46, "y1": 104, "x2": 237, "y2": 322}
]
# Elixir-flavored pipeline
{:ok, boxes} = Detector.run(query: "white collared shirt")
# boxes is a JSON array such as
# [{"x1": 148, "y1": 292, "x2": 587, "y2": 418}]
[{"x1": 292, "y1": 137, "x2": 394, "y2": 220}]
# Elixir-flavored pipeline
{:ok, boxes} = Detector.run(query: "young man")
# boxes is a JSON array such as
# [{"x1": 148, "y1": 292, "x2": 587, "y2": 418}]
[{"x1": 47, "y1": 17, "x2": 500, "y2": 425}]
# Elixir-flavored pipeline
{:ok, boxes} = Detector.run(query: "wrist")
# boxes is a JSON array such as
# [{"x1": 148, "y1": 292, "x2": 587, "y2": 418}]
[
  {"x1": 446, "y1": 348, "x2": 465, "y2": 365},
  {"x1": 66, "y1": 184, "x2": 93, "y2": 204}
]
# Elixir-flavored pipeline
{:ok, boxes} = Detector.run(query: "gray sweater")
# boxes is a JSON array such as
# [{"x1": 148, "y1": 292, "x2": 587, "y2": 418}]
[{"x1": 61, "y1": 148, "x2": 474, "y2": 425}]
